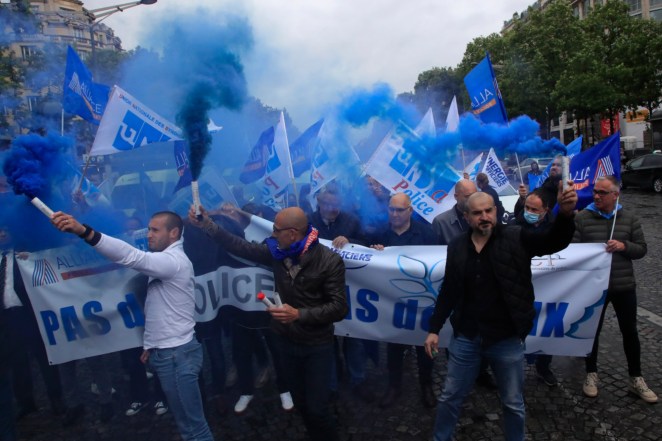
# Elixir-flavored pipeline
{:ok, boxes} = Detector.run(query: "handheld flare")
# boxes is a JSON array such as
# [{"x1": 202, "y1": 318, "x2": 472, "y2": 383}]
[
  {"x1": 191, "y1": 180, "x2": 202, "y2": 217},
  {"x1": 562, "y1": 156, "x2": 570, "y2": 190},
  {"x1": 257, "y1": 292, "x2": 275, "y2": 308},
  {"x1": 30, "y1": 197, "x2": 54, "y2": 218}
]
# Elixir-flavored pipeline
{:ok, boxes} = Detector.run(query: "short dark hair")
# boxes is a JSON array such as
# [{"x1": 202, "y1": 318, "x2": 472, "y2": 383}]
[
  {"x1": 476, "y1": 172, "x2": 489, "y2": 185},
  {"x1": 527, "y1": 188, "x2": 550, "y2": 209},
  {"x1": 151, "y1": 211, "x2": 183, "y2": 238}
]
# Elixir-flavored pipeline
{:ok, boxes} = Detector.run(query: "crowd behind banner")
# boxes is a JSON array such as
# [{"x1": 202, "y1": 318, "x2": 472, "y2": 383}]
[{"x1": 16, "y1": 213, "x2": 610, "y2": 365}]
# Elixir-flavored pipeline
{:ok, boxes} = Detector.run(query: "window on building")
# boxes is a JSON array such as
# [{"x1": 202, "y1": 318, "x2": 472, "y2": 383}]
[
  {"x1": 651, "y1": 9, "x2": 662, "y2": 21},
  {"x1": 565, "y1": 113, "x2": 574, "y2": 124},
  {"x1": 573, "y1": 6, "x2": 580, "y2": 17},
  {"x1": 26, "y1": 96, "x2": 38, "y2": 112},
  {"x1": 20, "y1": 45, "x2": 37, "y2": 60},
  {"x1": 563, "y1": 128, "x2": 575, "y2": 143},
  {"x1": 651, "y1": 0, "x2": 662, "y2": 7},
  {"x1": 74, "y1": 28, "x2": 85, "y2": 40},
  {"x1": 582, "y1": 1, "x2": 589, "y2": 17},
  {"x1": 625, "y1": 0, "x2": 642, "y2": 13}
]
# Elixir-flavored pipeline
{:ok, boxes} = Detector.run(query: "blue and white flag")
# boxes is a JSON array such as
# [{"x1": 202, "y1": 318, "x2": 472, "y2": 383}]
[
  {"x1": 569, "y1": 133, "x2": 621, "y2": 210},
  {"x1": 239, "y1": 126, "x2": 274, "y2": 184},
  {"x1": 62, "y1": 46, "x2": 110, "y2": 125},
  {"x1": 290, "y1": 119, "x2": 324, "y2": 177},
  {"x1": 90, "y1": 86, "x2": 182, "y2": 155},
  {"x1": 173, "y1": 140, "x2": 192, "y2": 193},
  {"x1": 260, "y1": 112, "x2": 293, "y2": 208},
  {"x1": 531, "y1": 136, "x2": 584, "y2": 191},
  {"x1": 566, "y1": 136, "x2": 583, "y2": 158},
  {"x1": 463, "y1": 53, "x2": 508, "y2": 125},
  {"x1": 480, "y1": 148, "x2": 511, "y2": 194},
  {"x1": 365, "y1": 113, "x2": 459, "y2": 223}
]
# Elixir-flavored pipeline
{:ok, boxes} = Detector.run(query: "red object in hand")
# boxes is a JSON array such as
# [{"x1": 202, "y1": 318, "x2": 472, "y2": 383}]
[{"x1": 257, "y1": 292, "x2": 266, "y2": 300}]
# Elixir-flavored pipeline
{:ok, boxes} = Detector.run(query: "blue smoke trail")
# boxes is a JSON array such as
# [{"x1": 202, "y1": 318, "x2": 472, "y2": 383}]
[{"x1": 2, "y1": 132, "x2": 73, "y2": 198}]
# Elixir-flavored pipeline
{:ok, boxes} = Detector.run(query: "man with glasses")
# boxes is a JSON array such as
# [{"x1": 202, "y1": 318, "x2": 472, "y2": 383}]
[
  {"x1": 309, "y1": 184, "x2": 373, "y2": 402},
  {"x1": 370, "y1": 193, "x2": 438, "y2": 409},
  {"x1": 574, "y1": 176, "x2": 657, "y2": 403},
  {"x1": 188, "y1": 205, "x2": 348, "y2": 441},
  {"x1": 424, "y1": 181, "x2": 577, "y2": 441}
]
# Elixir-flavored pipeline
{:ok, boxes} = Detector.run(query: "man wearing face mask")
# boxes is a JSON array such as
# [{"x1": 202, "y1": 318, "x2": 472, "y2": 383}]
[
  {"x1": 515, "y1": 155, "x2": 563, "y2": 219},
  {"x1": 509, "y1": 189, "x2": 557, "y2": 386}
]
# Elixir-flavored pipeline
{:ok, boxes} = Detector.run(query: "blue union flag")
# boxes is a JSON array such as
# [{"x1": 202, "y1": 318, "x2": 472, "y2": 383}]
[
  {"x1": 463, "y1": 53, "x2": 508, "y2": 125},
  {"x1": 62, "y1": 46, "x2": 109, "y2": 124}
]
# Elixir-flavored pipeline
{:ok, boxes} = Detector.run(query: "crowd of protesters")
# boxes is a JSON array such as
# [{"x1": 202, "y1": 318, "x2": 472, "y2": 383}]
[{"x1": 1, "y1": 165, "x2": 658, "y2": 441}]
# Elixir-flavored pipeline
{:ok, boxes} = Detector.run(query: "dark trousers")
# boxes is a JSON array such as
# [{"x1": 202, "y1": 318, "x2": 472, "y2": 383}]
[
  {"x1": 4, "y1": 307, "x2": 62, "y2": 409},
  {"x1": 234, "y1": 324, "x2": 287, "y2": 395},
  {"x1": 0, "y1": 365, "x2": 16, "y2": 441},
  {"x1": 120, "y1": 347, "x2": 165, "y2": 403},
  {"x1": 585, "y1": 289, "x2": 641, "y2": 377},
  {"x1": 274, "y1": 334, "x2": 337, "y2": 441},
  {"x1": 387, "y1": 343, "x2": 433, "y2": 389}
]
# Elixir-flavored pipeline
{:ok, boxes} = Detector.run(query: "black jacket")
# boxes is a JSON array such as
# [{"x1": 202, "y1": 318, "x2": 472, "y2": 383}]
[
  {"x1": 201, "y1": 221, "x2": 348, "y2": 345},
  {"x1": 428, "y1": 212, "x2": 575, "y2": 342}
]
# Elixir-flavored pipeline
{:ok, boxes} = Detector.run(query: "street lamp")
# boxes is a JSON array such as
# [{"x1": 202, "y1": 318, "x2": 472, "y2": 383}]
[{"x1": 87, "y1": 0, "x2": 158, "y2": 68}]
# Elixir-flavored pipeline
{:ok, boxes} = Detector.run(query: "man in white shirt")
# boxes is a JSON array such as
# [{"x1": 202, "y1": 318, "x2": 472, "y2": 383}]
[{"x1": 51, "y1": 210, "x2": 214, "y2": 441}]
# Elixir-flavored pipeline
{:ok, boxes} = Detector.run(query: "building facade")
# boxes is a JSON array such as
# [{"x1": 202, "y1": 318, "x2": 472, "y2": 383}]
[{"x1": 1, "y1": 0, "x2": 121, "y2": 136}]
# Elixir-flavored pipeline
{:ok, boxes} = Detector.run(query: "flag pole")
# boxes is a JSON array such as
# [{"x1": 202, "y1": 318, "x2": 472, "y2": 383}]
[
  {"x1": 515, "y1": 153, "x2": 523, "y2": 183},
  {"x1": 77, "y1": 153, "x2": 92, "y2": 194}
]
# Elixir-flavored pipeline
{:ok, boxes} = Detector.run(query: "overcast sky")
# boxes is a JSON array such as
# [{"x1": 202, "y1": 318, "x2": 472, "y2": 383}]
[{"x1": 83, "y1": 0, "x2": 534, "y2": 127}]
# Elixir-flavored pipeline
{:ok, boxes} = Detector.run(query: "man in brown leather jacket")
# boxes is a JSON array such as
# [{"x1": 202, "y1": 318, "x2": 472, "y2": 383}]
[{"x1": 188, "y1": 205, "x2": 348, "y2": 441}]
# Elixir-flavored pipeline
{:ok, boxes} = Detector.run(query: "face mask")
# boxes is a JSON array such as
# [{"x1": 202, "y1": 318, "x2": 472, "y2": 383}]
[{"x1": 523, "y1": 210, "x2": 540, "y2": 225}]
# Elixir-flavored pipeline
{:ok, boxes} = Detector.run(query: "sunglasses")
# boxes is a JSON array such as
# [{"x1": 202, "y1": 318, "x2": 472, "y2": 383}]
[
  {"x1": 388, "y1": 206, "x2": 410, "y2": 213},
  {"x1": 592, "y1": 189, "x2": 615, "y2": 196}
]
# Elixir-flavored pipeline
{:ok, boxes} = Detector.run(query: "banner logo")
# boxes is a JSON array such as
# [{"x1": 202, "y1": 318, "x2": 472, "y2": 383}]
[
  {"x1": 32, "y1": 259, "x2": 59, "y2": 287},
  {"x1": 593, "y1": 156, "x2": 615, "y2": 182}
]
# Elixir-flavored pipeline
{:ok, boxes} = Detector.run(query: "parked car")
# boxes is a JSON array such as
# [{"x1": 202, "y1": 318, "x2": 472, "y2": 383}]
[
  {"x1": 509, "y1": 157, "x2": 554, "y2": 182},
  {"x1": 621, "y1": 153, "x2": 662, "y2": 193}
]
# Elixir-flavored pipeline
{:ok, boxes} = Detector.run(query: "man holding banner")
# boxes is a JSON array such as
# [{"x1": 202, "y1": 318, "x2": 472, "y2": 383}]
[
  {"x1": 50, "y1": 210, "x2": 215, "y2": 441},
  {"x1": 574, "y1": 176, "x2": 657, "y2": 404},
  {"x1": 424, "y1": 180, "x2": 578, "y2": 441}
]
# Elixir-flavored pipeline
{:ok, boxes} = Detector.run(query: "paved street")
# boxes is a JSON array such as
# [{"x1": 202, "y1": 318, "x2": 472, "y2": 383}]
[{"x1": 13, "y1": 188, "x2": 662, "y2": 441}]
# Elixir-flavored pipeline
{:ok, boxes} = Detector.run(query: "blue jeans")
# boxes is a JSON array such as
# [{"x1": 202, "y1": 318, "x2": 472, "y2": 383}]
[
  {"x1": 274, "y1": 334, "x2": 337, "y2": 441},
  {"x1": 433, "y1": 335, "x2": 525, "y2": 441},
  {"x1": 149, "y1": 338, "x2": 214, "y2": 441}
]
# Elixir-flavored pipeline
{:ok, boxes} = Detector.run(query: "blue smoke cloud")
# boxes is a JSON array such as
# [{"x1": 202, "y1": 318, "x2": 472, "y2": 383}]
[{"x1": 119, "y1": 10, "x2": 253, "y2": 180}]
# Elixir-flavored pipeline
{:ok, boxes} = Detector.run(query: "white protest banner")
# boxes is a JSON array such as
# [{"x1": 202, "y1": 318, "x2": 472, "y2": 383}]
[
  {"x1": 481, "y1": 147, "x2": 512, "y2": 194},
  {"x1": 19, "y1": 218, "x2": 609, "y2": 363},
  {"x1": 17, "y1": 243, "x2": 145, "y2": 364},
  {"x1": 90, "y1": 86, "x2": 182, "y2": 156}
]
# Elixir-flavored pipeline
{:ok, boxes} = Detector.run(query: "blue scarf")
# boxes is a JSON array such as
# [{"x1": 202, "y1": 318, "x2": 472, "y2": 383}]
[
  {"x1": 585, "y1": 202, "x2": 622, "y2": 219},
  {"x1": 265, "y1": 224, "x2": 318, "y2": 263}
]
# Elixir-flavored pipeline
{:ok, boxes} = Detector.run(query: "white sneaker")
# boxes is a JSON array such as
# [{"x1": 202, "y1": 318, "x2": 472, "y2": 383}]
[
  {"x1": 125, "y1": 402, "x2": 148, "y2": 417},
  {"x1": 280, "y1": 392, "x2": 294, "y2": 411},
  {"x1": 91, "y1": 383, "x2": 117, "y2": 395},
  {"x1": 630, "y1": 377, "x2": 658, "y2": 403},
  {"x1": 154, "y1": 401, "x2": 168, "y2": 415},
  {"x1": 583, "y1": 372, "x2": 599, "y2": 397},
  {"x1": 234, "y1": 395, "x2": 254, "y2": 414}
]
